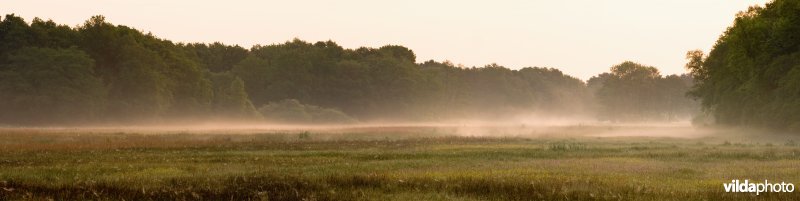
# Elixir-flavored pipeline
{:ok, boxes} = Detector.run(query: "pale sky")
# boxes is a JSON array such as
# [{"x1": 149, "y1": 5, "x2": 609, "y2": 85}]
[{"x1": 1, "y1": 0, "x2": 769, "y2": 80}]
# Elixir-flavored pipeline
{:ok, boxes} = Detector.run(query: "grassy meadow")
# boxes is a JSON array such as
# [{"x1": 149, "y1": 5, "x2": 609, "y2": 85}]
[{"x1": 0, "y1": 125, "x2": 799, "y2": 200}]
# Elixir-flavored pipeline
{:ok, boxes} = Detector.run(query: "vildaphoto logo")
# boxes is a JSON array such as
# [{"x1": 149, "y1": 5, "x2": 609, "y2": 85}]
[{"x1": 724, "y1": 180, "x2": 795, "y2": 195}]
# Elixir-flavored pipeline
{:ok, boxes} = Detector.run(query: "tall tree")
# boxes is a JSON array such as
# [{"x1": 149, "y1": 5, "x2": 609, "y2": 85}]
[{"x1": 689, "y1": 0, "x2": 800, "y2": 131}]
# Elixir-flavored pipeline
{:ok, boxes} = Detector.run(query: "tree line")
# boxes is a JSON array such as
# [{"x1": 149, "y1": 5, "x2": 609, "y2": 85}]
[{"x1": 0, "y1": 14, "x2": 697, "y2": 125}]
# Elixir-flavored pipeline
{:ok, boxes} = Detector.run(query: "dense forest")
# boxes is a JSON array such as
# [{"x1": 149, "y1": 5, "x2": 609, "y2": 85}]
[
  {"x1": 0, "y1": 14, "x2": 697, "y2": 125},
  {"x1": 688, "y1": 0, "x2": 800, "y2": 131}
]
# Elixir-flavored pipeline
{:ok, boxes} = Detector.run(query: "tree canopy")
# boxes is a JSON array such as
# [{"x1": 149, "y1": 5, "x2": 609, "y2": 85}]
[{"x1": 688, "y1": 0, "x2": 800, "y2": 131}]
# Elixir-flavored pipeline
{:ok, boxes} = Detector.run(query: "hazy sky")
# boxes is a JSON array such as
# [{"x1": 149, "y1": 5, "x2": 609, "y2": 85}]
[{"x1": 2, "y1": 0, "x2": 769, "y2": 80}]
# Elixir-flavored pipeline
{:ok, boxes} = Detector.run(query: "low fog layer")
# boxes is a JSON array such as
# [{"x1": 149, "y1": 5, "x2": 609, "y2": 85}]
[{"x1": 0, "y1": 121, "x2": 711, "y2": 139}]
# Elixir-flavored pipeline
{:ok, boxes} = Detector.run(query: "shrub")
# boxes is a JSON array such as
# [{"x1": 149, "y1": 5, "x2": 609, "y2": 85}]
[{"x1": 258, "y1": 99, "x2": 357, "y2": 124}]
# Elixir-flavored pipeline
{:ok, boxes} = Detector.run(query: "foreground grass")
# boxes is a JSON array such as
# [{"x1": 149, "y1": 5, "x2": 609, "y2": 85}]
[{"x1": 0, "y1": 126, "x2": 799, "y2": 200}]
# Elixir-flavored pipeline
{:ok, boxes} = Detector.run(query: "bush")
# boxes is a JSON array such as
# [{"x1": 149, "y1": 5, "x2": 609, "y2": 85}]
[{"x1": 258, "y1": 99, "x2": 357, "y2": 124}]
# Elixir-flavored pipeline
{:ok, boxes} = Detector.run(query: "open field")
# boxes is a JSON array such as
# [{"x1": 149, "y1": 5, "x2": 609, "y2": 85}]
[{"x1": 1, "y1": 125, "x2": 799, "y2": 200}]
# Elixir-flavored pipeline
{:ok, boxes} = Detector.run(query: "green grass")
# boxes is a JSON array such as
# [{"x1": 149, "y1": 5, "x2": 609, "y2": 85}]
[{"x1": 0, "y1": 126, "x2": 799, "y2": 200}]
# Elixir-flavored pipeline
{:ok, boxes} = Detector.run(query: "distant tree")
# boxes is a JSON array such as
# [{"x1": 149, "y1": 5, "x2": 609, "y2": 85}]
[
  {"x1": 210, "y1": 73, "x2": 260, "y2": 119},
  {"x1": 28, "y1": 17, "x2": 79, "y2": 49},
  {"x1": 0, "y1": 47, "x2": 106, "y2": 124},
  {"x1": 0, "y1": 14, "x2": 35, "y2": 56},
  {"x1": 77, "y1": 15, "x2": 214, "y2": 121},
  {"x1": 183, "y1": 42, "x2": 248, "y2": 73},
  {"x1": 377, "y1": 45, "x2": 416, "y2": 62},
  {"x1": 231, "y1": 55, "x2": 271, "y2": 106},
  {"x1": 684, "y1": 50, "x2": 705, "y2": 81},
  {"x1": 237, "y1": 39, "x2": 424, "y2": 120},
  {"x1": 417, "y1": 60, "x2": 591, "y2": 119},
  {"x1": 518, "y1": 67, "x2": 590, "y2": 114},
  {"x1": 591, "y1": 61, "x2": 696, "y2": 121},
  {"x1": 659, "y1": 74, "x2": 696, "y2": 121}
]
